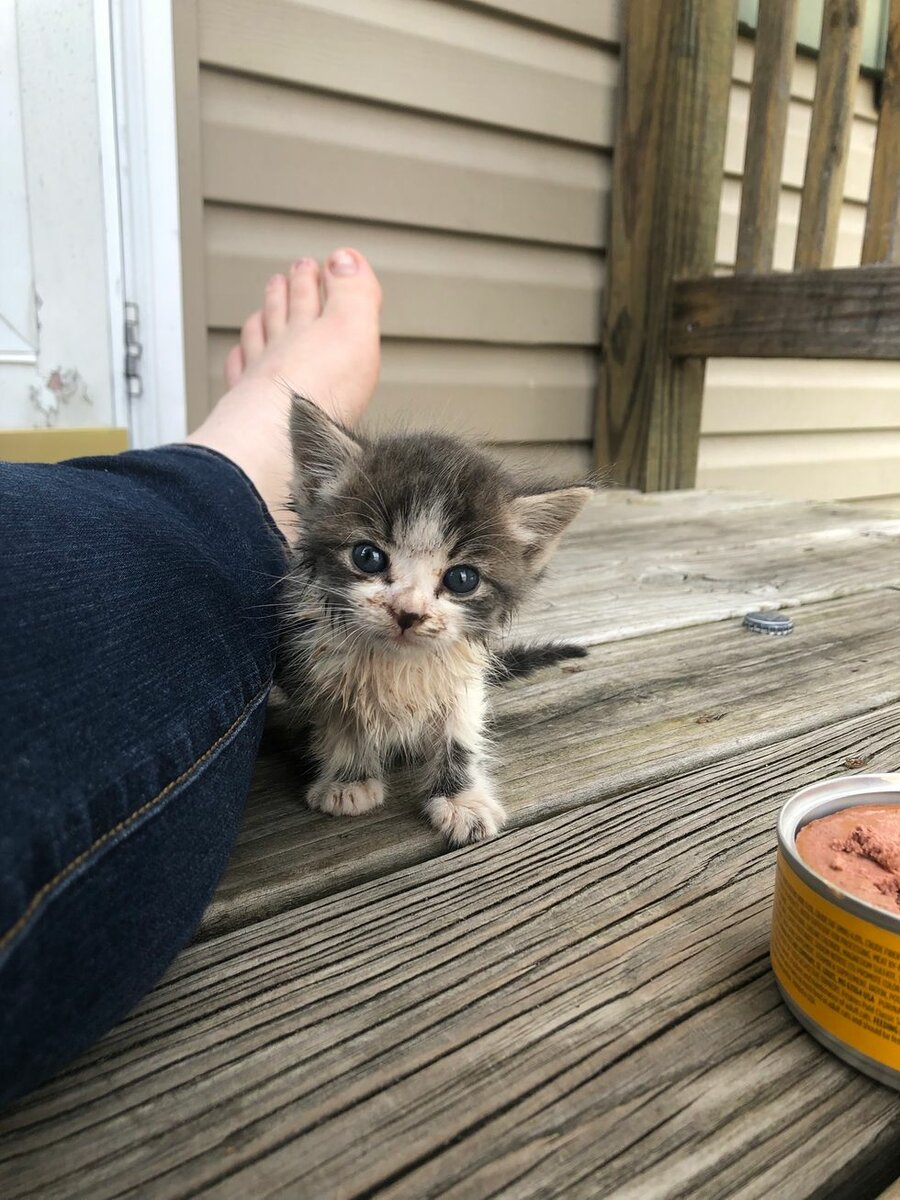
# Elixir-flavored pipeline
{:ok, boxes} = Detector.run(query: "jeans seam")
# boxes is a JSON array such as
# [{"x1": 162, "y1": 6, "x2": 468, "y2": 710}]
[{"x1": 0, "y1": 684, "x2": 270, "y2": 956}]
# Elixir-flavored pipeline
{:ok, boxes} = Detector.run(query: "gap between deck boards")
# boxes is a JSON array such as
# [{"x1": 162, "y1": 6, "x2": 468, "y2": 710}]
[
  {"x1": 204, "y1": 477, "x2": 900, "y2": 936},
  {"x1": 4, "y1": 702, "x2": 900, "y2": 1199},
  {"x1": 202, "y1": 585, "x2": 900, "y2": 939}
]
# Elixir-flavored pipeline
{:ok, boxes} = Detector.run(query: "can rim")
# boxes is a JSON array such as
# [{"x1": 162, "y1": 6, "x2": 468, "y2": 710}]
[
  {"x1": 774, "y1": 980, "x2": 900, "y2": 1089},
  {"x1": 777, "y1": 773, "x2": 900, "y2": 933}
]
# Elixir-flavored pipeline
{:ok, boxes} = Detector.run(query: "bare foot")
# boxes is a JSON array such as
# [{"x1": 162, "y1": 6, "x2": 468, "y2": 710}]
[{"x1": 185, "y1": 248, "x2": 381, "y2": 539}]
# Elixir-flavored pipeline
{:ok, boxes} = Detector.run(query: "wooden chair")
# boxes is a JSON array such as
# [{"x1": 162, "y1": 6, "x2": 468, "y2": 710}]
[{"x1": 598, "y1": 0, "x2": 900, "y2": 491}]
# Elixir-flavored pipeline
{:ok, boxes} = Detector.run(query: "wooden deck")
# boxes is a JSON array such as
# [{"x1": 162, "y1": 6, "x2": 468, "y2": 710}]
[{"x1": 5, "y1": 489, "x2": 900, "y2": 1198}]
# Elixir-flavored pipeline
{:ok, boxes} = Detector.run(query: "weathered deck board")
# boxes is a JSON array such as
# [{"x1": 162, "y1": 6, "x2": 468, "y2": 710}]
[
  {"x1": 3, "y1": 703, "x2": 900, "y2": 1200},
  {"x1": 558, "y1": 489, "x2": 900, "y2": 550},
  {"x1": 6, "y1": 489, "x2": 900, "y2": 1198},
  {"x1": 198, "y1": 488, "x2": 900, "y2": 937},
  {"x1": 517, "y1": 494, "x2": 900, "y2": 646},
  {"x1": 202, "y1": 586, "x2": 900, "y2": 937}
]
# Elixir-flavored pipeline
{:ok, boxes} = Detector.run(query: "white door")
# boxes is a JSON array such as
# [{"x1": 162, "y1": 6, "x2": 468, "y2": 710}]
[
  {"x1": 1, "y1": 0, "x2": 187, "y2": 453},
  {"x1": 0, "y1": 0, "x2": 124, "y2": 435}
]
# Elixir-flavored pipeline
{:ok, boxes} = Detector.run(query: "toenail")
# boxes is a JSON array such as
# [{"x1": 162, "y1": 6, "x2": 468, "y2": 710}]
[
  {"x1": 293, "y1": 257, "x2": 316, "y2": 271},
  {"x1": 267, "y1": 274, "x2": 283, "y2": 288},
  {"x1": 328, "y1": 250, "x2": 359, "y2": 276}
]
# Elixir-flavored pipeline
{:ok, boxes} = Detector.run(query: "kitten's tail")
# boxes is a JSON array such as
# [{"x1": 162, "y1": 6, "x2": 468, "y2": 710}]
[{"x1": 489, "y1": 642, "x2": 587, "y2": 684}]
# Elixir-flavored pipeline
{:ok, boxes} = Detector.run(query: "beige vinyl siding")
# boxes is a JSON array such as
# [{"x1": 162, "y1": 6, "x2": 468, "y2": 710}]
[
  {"x1": 699, "y1": 39, "x2": 900, "y2": 503},
  {"x1": 182, "y1": 7, "x2": 899, "y2": 498},
  {"x1": 194, "y1": 0, "x2": 615, "y2": 476},
  {"x1": 463, "y1": 1, "x2": 620, "y2": 43}
]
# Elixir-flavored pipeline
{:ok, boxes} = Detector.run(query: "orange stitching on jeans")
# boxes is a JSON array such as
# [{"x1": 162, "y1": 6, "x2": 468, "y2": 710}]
[{"x1": 0, "y1": 686, "x2": 268, "y2": 955}]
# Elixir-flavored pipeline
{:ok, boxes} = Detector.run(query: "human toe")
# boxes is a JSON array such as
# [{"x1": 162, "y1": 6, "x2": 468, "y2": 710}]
[
  {"x1": 223, "y1": 344, "x2": 244, "y2": 388},
  {"x1": 321, "y1": 248, "x2": 382, "y2": 316},
  {"x1": 288, "y1": 257, "x2": 323, "y2": 328},
  {"x1": 263, "y1": 273, "x2": 288, "y2": 339},
  {"x1": 240, "y1": 310, "x2": 266, "y2": 363}
]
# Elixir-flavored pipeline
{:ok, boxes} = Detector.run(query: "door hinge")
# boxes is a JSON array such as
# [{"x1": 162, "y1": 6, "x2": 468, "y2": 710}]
[{"x1": 124, "y1": 301, "x2": 143, "y2": 399}]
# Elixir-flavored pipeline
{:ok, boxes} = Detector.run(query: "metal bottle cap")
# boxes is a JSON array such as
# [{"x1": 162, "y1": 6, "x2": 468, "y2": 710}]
[{"x1": 743, "y1": 610, "x2": 794, "y2": 635}]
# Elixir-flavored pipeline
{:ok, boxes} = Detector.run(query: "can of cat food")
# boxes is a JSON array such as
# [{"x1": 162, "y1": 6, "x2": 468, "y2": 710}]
[{"x1": 771, "y1": 774, "x2": 900, "y2": 1090}]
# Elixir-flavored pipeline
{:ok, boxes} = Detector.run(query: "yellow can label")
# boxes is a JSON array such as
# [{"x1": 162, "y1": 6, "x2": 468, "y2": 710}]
[{"x1": 771, "y1": 850, "x2": 900, "y2": 1070}]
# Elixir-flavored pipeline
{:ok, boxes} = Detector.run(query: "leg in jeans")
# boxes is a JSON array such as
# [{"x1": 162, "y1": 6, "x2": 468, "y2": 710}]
[{"x1": 0, "y1": 250, "x2": 382, "y2": 1107}]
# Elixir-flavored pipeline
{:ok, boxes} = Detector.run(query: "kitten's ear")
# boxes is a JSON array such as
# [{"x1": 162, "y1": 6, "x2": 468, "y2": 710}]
[
  {"x1": 510, "y1": 486, "x2": 591, "y2": 571},
  {"x1": 290, "y1": 393, "x2": 361, "y2": 504}
]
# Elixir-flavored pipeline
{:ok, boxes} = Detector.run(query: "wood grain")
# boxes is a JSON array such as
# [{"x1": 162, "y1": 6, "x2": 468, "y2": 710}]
[
  {"x1": 180, "y1": 493, "x2": 900, "y2": 938},
  {"x1": 3, "y1": 704, "x2": 900, "y2": 1199},
  {"x1": 736, "y1": 0, "x2": 799, "y2": 273},
  {"x1": 597, "y1": 0, "x2": 737, "y2": 490},
  {"x1": 203, "y1": 586, "x2": 900, "y2": 937},
  {"x1": 4, "y1": 492, "x2": 900, "y2": 1198},
  {"x1": 197, "y1": 490, "x2": 900, "y2": 936},
  {"x1": 670, "y1": 264, "x2": 900, "y2": 359},
  {"x1": 515, "y1": 490, "x2": 900, "y2": 644},
  {"x1": 547, "y1": 487, "x2": 900, "y2": 558},
  {"x1": 862, "y1": 0, "x2": 900, "y2": 264},
  {"x1": 795, "y1": 0, "x2": 867, "y2": 270}
]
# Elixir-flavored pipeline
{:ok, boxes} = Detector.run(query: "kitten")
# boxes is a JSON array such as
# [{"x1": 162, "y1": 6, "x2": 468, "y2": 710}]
[{"x1": 276, "y1": 395, "x2": 591, "y2": 846}]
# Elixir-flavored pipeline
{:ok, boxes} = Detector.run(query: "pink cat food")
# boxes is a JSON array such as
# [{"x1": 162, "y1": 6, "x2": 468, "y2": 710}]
[{"x1": 795, "y1": 805, "x2": 900, "y2": 914}]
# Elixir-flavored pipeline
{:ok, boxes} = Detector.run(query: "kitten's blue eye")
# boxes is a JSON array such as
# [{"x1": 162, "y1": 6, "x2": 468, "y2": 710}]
[
  {"x1": 443, "y1": 564, "x2": 479, "y2": 594},
  {"x1": 352, "y1": 542, "x2": 388, "y2": 573}
]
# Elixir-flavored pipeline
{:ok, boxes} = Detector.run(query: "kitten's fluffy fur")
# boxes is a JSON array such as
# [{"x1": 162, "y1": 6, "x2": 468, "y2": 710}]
[{"x1": 276, "y1": 395, "x2": 591, "y2": 846}]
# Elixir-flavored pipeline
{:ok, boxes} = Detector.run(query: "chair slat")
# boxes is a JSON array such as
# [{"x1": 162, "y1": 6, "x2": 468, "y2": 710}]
[
  {"x1": 736, "y1": 0, "x2": 799, "y2": 273},
  {"x1": 862, "y1": 0, "x2": 900, "y2": 264},
  {"x1": 795, "y1": 0, "x2": 867, "y2": 270},
  {"x1": 670, "y1": 264, "x2": 900, "y2": 359}
]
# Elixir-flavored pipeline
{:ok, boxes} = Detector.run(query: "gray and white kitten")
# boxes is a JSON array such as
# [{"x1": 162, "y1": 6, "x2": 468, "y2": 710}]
[{"x1": 276, "y1": 395, "x2": 591, "y2": 846}]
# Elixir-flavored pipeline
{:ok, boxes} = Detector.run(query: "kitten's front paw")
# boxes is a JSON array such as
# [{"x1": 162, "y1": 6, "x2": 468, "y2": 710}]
[
  {"x1": 424, "y1": 787, "x2": 506, "y2": 847},
  {"x1": 307, "y1": 777, "x2": 385, "y2": 817}
]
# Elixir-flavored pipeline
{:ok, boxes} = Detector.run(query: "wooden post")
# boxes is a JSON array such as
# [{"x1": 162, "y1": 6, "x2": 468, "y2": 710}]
[
  {"x1": 795, "y1": 0, "x2": 867, "y2": 270},
  {"x1": 597, "y1": 0, "x2": 737, "y2": 491},
  {"x1": 862, "y1": 0, "x2": 900, "y2": 264},
  {"x1": 735, "y1": 0, "x2": 799, "y2": 273}
]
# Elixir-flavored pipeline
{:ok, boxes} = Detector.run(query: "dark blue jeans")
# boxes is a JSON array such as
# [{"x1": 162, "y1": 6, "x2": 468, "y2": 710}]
[{"x1": 0, "y1": 446, "x2": 286, "y2": 1108}]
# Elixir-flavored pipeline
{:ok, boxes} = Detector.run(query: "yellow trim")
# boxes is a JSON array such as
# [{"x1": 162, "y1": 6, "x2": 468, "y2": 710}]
[{"x1": 0, "y1": 427, "x2": 129, "y2": 463}]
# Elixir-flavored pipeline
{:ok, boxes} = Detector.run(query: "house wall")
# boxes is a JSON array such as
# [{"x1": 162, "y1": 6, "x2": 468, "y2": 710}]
[{"x1": 176, "y1": 0, "x2": 900, "y2": 501}]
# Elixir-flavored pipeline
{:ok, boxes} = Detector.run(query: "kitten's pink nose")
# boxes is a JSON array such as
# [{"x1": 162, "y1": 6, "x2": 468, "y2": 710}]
[{"x1": 393, "y1": 609, "x2": 424, "y2": 632}]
